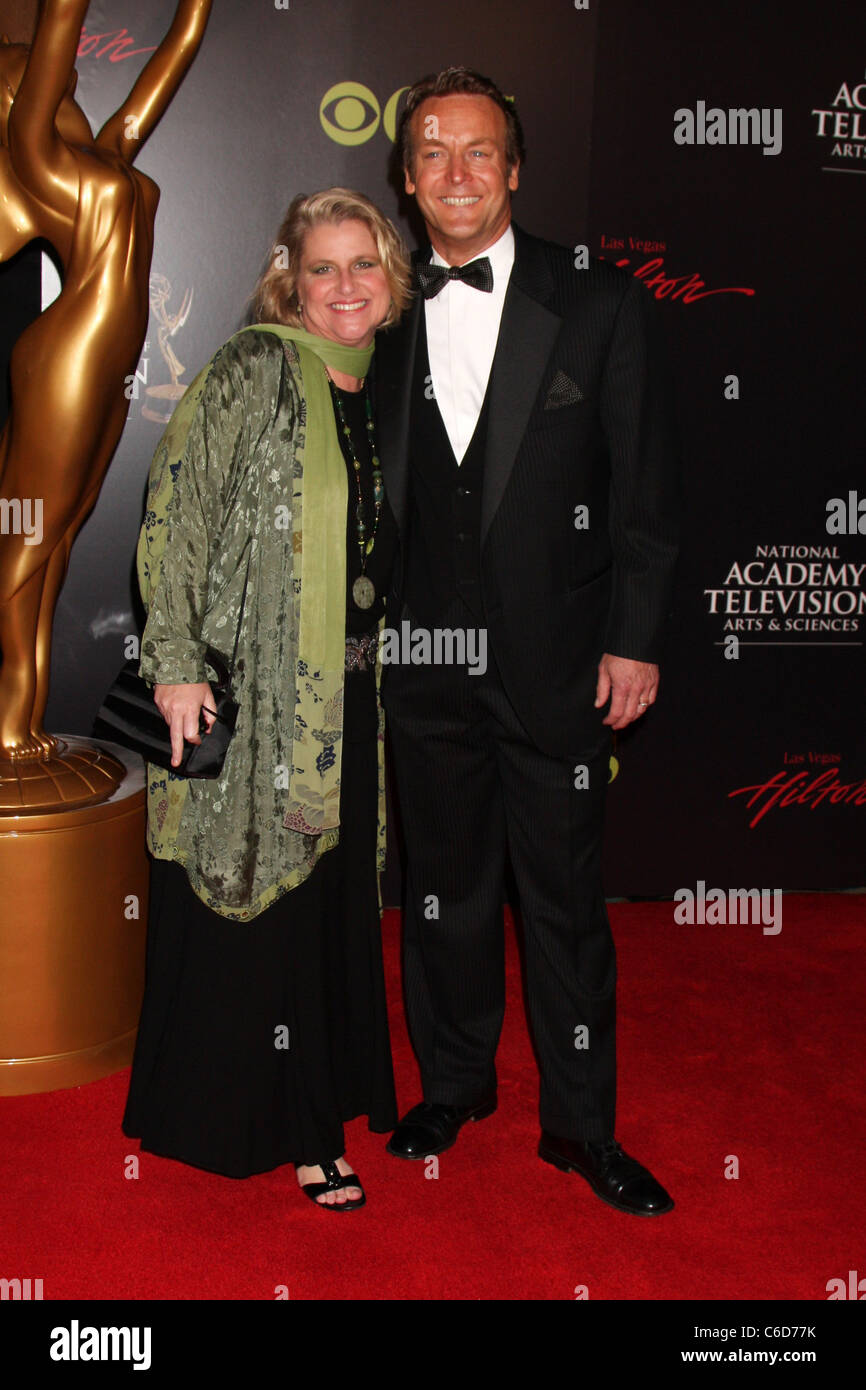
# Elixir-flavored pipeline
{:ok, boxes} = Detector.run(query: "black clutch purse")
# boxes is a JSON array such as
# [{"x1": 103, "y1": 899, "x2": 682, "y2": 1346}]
[
  {"x1": 93, "y1": 646, "x2": 239, "y2": 779},
  {"x1": 93, "y1": 546, "x2": 250, "y2": 780}
]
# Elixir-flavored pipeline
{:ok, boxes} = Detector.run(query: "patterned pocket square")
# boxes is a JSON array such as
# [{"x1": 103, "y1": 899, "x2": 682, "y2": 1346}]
[{"x1": 544, "y1": 370, "x2": 584, "y2": 409}]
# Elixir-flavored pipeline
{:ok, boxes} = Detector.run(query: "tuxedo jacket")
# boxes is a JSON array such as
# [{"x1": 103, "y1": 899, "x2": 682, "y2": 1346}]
[{"x1": 375, "y1": 222, "x2": 680, "y2": 756}]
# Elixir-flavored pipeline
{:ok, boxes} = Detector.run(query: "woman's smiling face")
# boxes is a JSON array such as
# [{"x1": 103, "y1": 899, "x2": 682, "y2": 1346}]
[{"x1": 297, "y1": 219, "x2": 391, "y2": 348}]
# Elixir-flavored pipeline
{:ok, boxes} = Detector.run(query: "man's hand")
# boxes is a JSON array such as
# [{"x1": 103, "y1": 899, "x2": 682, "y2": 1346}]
[
  {"x1": 153, "y1": 681, "x2": 216, "y2": 767},
  {"x1": 595, "y1": 654, "x2": 658, "y2": 731}
]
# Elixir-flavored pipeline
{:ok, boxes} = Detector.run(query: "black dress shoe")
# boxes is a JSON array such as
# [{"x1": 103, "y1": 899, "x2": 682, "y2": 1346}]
[
  {"x1": 538, "y1": 1130, "x2": 674, "y2": 1216},
  {"x1": 386, "y1": 1097, "x2": 497, "y2": 1159}
]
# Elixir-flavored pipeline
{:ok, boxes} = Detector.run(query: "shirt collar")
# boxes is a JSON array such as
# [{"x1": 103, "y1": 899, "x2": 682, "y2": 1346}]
[{"x1": 429, "y1": 222, "x2": 515, "y2": 279}]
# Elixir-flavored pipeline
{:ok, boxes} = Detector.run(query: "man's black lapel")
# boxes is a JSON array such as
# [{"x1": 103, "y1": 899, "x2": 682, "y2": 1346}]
[
  {"x1": 481, "y1": 224, "x2": 562, "y2": 544},
  {"x1": 375, "y1": 271, "x2": 423, "y2": 537}
]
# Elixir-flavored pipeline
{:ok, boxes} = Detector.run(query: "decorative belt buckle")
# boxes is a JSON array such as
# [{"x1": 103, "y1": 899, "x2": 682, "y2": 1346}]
[{"x1": 345, "y1": 630, "x2": 378, "y2": 672}]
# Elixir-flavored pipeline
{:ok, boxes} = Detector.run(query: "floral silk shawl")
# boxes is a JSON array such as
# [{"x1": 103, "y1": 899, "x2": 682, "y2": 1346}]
[{"x1": 137, "y1": 325, "x2": 383, "y2": 920}]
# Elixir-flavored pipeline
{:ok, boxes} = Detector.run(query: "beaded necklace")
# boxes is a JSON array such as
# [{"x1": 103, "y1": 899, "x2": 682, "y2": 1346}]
[{"x1": 328, "y1": 375, "x2": 383, "y2": 609}]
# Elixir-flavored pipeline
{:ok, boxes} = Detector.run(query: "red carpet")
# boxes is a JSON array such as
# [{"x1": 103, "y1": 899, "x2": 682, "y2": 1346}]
[{"x1": 1, "y1": 893, "x2": 863, "y2": 1301}]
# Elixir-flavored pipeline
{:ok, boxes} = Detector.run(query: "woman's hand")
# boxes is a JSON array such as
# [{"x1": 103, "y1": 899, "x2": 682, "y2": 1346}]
[{"x1": 153, "y1": 682, "x2": 216, "y2": 767}]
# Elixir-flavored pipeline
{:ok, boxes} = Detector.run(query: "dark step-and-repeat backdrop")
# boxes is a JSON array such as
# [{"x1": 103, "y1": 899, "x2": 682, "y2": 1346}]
[{"x1": 1, "y1": 0, "x2": 863, "y2": 900}]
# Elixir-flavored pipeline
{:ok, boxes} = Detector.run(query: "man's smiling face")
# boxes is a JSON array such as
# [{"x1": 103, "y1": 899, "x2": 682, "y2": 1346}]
[{"x1": 404, "y1": 93, "x2": 519, "y2": 265}]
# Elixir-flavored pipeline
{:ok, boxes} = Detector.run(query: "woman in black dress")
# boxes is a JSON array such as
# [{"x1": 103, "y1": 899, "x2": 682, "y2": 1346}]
[{"x1": 122, "y1": 190, "x2": 411, "y2": 1209}]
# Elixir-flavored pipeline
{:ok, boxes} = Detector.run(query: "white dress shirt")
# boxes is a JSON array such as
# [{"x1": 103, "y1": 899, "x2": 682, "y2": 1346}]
[{"x1": 423, "y1": 224, "x2": 515, "y2": 464}]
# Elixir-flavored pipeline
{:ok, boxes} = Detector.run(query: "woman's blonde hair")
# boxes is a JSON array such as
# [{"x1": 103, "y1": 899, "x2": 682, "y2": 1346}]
[{"x1": 251, "y1": 188, "x2": 412, "y2": 330}]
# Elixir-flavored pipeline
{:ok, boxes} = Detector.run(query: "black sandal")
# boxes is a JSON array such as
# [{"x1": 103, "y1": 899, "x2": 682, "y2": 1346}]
[{"x1": 298, "y1": 1160, "x2": 366, "y2": 1212}]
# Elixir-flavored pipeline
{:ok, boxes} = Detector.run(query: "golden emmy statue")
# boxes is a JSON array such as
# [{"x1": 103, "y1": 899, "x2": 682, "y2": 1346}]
[
  {"x1": 0, "y1": 0, "x2": 212, "y2": 810},
  {"x1": 0, "y1": 0, "x2": 212, "y2": 1096}
]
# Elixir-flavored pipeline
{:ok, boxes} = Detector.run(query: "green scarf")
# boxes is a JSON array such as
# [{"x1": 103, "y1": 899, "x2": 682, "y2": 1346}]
[{"x1": 231, "y1": 324, "x2": 373, "y2": 834}]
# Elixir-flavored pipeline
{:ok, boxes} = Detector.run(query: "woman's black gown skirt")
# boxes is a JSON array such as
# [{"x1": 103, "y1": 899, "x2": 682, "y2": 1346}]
[{"x1": 122, "y1": 665, "x2": 398, "y2": 1178}]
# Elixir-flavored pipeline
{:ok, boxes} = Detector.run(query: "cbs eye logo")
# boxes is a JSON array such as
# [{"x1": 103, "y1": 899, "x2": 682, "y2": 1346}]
[{"x1": 319, "y1": 82, "x2": 409, "y2": 146}]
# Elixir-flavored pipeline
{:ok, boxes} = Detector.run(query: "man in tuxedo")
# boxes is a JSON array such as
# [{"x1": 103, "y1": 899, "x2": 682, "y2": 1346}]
[{"x1": 377, "y1": 68, "x2": 679, "y2": 1215}]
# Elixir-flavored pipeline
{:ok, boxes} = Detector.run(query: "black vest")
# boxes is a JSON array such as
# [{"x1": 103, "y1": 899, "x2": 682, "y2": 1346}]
[{"x1": 403, "y1": 314, "x2": 490, "y2": 625}]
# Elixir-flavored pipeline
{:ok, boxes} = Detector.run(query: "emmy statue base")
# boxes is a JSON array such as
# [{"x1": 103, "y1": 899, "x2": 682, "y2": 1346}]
[{"x1": 0, "y1": 739, "x2": 149, "y2": 1096}]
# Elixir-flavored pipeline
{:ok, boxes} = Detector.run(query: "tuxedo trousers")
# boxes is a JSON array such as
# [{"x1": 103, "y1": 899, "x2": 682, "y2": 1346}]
[{"x1": 383, "y1": 606, "x2": 617, "y2": 1141}]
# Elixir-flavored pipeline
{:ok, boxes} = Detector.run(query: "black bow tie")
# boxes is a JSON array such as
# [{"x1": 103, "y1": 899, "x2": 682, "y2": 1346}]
[{"x1": 417, "y1": 256, "x2": 494, "y2": 298}]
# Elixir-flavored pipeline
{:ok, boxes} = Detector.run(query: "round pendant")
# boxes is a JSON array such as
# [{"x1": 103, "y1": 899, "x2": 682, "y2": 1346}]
[{"x1": 353, "y1": 575, "x2": 376, "y2": 609}]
